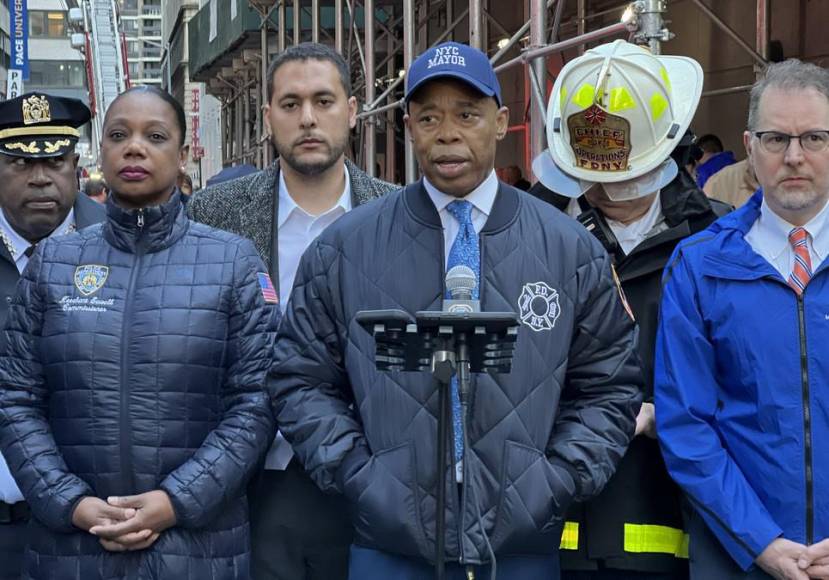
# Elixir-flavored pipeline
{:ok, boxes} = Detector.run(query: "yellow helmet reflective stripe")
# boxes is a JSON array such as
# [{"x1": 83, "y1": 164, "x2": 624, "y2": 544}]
[{"x1": 609, "y1": 87, "x2": 637, "y2": 113}]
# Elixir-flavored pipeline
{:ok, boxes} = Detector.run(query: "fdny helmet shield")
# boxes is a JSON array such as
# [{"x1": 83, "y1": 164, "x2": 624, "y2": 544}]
[{"x1": 567, "y1": 104, "x2": 632, "y2": 173}]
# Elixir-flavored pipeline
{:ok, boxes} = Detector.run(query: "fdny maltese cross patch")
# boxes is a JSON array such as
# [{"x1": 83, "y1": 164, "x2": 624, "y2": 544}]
[
  {"x1": 517, "y1": 282, "x2": 561, "y2": 332},
  {"x1": 74, "y1": 265, "x2": 109, "y2": 296}
]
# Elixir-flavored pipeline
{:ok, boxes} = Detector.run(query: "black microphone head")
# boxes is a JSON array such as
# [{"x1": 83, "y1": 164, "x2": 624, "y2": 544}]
[{"x1": 446, "y1": 265, "x2": 476, "y2": 300}]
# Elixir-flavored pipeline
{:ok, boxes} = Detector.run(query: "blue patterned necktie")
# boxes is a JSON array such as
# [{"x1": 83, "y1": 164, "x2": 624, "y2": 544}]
[{"x1": 445, "y1": 200, "x2": 480, "y2": 479}]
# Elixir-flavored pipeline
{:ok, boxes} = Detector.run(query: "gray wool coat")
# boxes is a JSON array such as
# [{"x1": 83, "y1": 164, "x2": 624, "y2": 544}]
[{"x1": 187, "y1": 158, "x2": 397, "y2": 279}]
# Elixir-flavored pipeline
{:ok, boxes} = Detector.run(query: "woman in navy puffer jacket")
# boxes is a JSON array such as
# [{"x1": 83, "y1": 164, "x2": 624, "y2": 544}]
[{"x1": 0, "y1": 86, "x2": 278, "y2": 579}]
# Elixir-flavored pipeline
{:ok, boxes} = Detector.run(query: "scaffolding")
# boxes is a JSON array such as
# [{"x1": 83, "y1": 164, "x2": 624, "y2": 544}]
[{"x1": 206, "y1": 0, "x2": 778, "y2": 181}]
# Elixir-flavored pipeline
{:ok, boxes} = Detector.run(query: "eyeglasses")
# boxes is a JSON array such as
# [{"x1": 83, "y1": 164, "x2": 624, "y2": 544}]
[{"x1": 753, "y1": 130, "x2": 829, "y2": 154}]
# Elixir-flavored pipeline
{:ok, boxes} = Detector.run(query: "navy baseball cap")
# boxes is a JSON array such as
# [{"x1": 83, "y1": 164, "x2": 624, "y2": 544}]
[{"x1": 405, "y1": 42, "x2": 502, "y2": 106}]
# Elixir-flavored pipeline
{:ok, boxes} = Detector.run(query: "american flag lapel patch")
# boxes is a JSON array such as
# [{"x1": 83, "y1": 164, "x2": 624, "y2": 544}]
[{"x1": 257, "y1": 272, "x2": 279, "y2": 304}]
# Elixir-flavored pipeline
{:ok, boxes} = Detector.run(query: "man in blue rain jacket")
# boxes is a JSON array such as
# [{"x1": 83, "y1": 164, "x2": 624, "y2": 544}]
[{"x1": 656, "y1": 59, "x2": 829, "y2": 580}]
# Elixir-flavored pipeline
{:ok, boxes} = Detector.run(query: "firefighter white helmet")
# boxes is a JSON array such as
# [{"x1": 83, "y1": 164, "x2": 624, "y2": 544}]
[{"x1": 534, "y1": 39, "x2": 703, "y2": 199}]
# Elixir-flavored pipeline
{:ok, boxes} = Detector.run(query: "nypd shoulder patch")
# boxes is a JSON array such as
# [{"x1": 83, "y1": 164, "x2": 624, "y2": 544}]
[{"x1": 74, "y1": 265, "x2": 109, "y2": 297}]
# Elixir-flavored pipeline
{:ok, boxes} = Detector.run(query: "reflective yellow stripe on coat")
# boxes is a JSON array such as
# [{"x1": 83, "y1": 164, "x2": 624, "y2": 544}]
[
  {"x1": 623, "y1": 524, "x2": 689, "y2": 558},
  {"x1": 559, "y1": 522, "x2": 579, "y2": 550},
  {"x1": 559, "y1": 522, "x2": 689, "y2": 558}
]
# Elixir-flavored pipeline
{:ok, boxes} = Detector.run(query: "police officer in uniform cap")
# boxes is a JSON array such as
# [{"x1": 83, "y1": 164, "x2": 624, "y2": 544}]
[{"x1": 0, "y1": 91, "x2": 104, "y2": 580}]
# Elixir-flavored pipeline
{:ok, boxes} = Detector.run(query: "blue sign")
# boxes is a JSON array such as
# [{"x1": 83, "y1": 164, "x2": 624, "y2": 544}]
[{"x1": 12, "y1": 0, "x2": 28, "y2": 81}]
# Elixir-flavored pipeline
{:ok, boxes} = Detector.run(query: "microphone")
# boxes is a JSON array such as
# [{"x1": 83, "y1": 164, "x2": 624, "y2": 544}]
[{"x1": 444, "y1": 265, "x2": 480, "y2": 313}]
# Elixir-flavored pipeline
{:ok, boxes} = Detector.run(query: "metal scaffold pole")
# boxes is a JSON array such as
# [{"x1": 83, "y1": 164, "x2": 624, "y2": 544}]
[
  {"x1": 386, "y1": 22, "x2": 396, "y2": 183},
  {"x1": 279, "y1": 0, "x2": 286, "y2": 51},
  {"x1": 529, "y1": 0, "x2": 547, "y2": 176},
  {"x1": 335, "y1": 0, "x2": 344, "y2": 53},
  {"x1": 469, "y1": 0, "x2": 483, "y2": 50},
  {"x1": 756, "y1": 0, "x2": 769, "y2": 77},
  {"x1": 294, "y1": 0, "x2": 301, "y2": 44},
  {"x1": 364, "y1": 0, "x2": 376, "y2": 177},
  {"x1": 403, "y1": 0, "x2": 417, "y2": 183}
]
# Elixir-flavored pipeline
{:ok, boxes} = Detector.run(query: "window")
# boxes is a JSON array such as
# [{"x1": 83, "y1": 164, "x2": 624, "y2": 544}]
[
  {"x1": 29, "y1": 12, "x2": 45, "y2": 36},
  {"x1": 142, "y1": 42, "x2": 161, "y2": 58},
  {"x1": 126, "y1": 40, "x2": 139, "y2": 58},
  {"x1": 29, "y1": 11, "x2": 68, "y2": 38},
  {"x1": 47, "y1": 12, "x2": 67, "y2": 37},
  {"x1": 29, "y1": 61, "x2": 85, "y2": 87},
  {"x1": 122, "y1": 19, "x2": 138, "y2": 34},
  {"x1": 120, "y1": 0, "x2": 138, "y2": 13},
  {"x1": 0, "y1": 33, "x2": 9, "y2": 69},
  {"x1": 128, "y1": 62, "x2": 140, "y2": 77},
  {"x1": 142, "y1": 22, "x2": 161, "y2": 36}
]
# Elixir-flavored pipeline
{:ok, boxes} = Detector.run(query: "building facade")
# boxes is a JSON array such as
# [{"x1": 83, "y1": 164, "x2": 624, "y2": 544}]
[
  {"x1": 162, "y1": 0, "x2": 221, "y2": 188},
  {"x1": 0, "y1": 0, "x2": 11, "y2": 99},
  {"x1": 27, "y1": 0, "x2": 91, "y2": 163},
  {"x1": 120, "y1": 0, "x2": 162, "y2": 85}
]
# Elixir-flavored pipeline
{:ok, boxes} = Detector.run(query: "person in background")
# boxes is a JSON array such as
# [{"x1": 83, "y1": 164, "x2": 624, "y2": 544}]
[
  {"x1": 0, "y1": 92, "x2": 105, "y2": 580},
  {"x1": 177, "y1": 172, "x2": 194, "y2": 197},
  {"x1": 692, "y1": 133, "x2": 737, "y2": 189},
  {"x1": 270, "y1": 40, "x2": 642, "y2": 580},
  {"x1": 507, "y1": 165, "x2": 531, "y2": 190},
  {"x1": 188, "y1": 42, "x2": 395, "y2": 580},
  {"x1": 656, "y1": 59, "x2": 829, "y2": 580},
  {"x1": 704, "y1": 157, "x2": 759, "y2": 208},
  {"x1": 204, "y1": 163, "x2": 258, "y2": 187},
  {"x1": 0, "y1": 85, "x2": 277, "y2": 580},
  {"x1": 84, "y1": 173, "x2": 109, "y2": 204}
]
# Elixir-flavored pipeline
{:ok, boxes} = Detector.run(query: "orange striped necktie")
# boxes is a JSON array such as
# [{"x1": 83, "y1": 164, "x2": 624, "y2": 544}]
[{"x1": 788, "y1": 227, "x2": 813, "y2": 295}]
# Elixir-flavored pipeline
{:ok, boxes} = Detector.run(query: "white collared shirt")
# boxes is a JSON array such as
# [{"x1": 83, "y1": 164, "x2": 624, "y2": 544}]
[
  {"x1": 265, "y1": 164, "x2": 352, "y2": 471},
  {"x1": 0, "y1": 207, "x2": 76, "y2": 503},
  {"x1": 0, "y1": 207, "x2": 75, "y2": 274},
  {"x1": 423, "y1": 169, "x2": 499, "y2": 265},
  {"x1": 606, "y1": 194, "x2": 664, "y2": 255},
  {"x1": 277, "y1": 165, "x2": 352, "y2": 302},
  {"x1": 745, "y1": 196, "x2": 829, "y2": 279},
  {"x1": 565, "y1": 193, "x2": 665, "y2": 255}
]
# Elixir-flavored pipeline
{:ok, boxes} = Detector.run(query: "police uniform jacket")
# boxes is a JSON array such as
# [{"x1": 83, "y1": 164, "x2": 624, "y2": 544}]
[
  {"x1": 531, "y1": 170, "x2": 730, "y2": 573},
  {"x1": 0, "y1": 193, "x2": 105, "y2": 326},
  {"x1": 269, "y1": 180, "x2": 643, "y2": 564},
  {"x1": 0, "y1": 193, "x2": 277, "y2": 580}
]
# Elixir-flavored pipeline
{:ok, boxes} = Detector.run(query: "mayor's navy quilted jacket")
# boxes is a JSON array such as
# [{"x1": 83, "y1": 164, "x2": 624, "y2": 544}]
[
  {"x1": 0, "y1": 193, "x2": 277, "y2": 580},
  {"x1": 270, "y1": 181, "x2": 643, "y2": 565}
]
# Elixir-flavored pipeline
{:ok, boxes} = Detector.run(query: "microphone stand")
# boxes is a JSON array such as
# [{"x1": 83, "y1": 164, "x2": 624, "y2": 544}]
[{"x1": 356, "y1": 309, "x2": 519, "y2": 580}]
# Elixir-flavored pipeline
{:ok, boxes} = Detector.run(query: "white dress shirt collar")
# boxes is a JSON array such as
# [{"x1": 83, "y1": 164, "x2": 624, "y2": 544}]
[
  {"x1": 277, "y1": 163, "x2": 352, "y2": 228},
  {"x1": 423, "y1": 169, "x2": 499, "y2": 221},
  {"x1": 606, "y1": 193, "x2": 664, "y2": 255},
  {"x1": 755, "y1": 196, "x2": 829, "y2": 266},
  {"x1": 0, "y1": 207, "x2": 75, "y2": 273}
]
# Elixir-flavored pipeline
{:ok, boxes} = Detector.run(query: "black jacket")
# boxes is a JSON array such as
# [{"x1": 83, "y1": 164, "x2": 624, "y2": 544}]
[
  {"x1": 530, "y1": 171, "x2": 730, "y2": 573},
  {"x1": 0, "y1": 194, "x2": 278, "y2": 579},
  {"x1": 269, "y1": 180, "x2": 642, "y2": 564}
]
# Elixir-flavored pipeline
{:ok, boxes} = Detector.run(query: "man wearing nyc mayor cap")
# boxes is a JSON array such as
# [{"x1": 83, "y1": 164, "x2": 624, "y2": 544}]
[
  {"x1": 269, "y1": 40, "x2": 642, "y2": 579},
  {"x1": 529, "y1": 39, "x2": 730, "y2": 580},
  {"x1": 0, "y1": 92, "x2": 104, "y2": 579}
]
